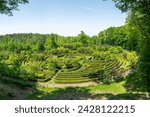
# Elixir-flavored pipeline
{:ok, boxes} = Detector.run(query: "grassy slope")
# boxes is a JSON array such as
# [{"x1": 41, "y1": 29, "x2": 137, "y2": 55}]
[
  {"x1": 28, "y1": 75, "x2": 149, "y2": 100},
  {"x1": 0, "y1": 74, "x2": 149, "y2": 100},
  {"x1": 0, "y1": 79, "x2": 32, "y2": 99},
  {"x1": 27, "y1": 69, "x2": 149, "y2": 100}
]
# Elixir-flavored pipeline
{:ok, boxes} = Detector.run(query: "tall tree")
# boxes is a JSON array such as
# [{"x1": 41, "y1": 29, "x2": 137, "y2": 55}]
[
  {"x1": 50, "y1": 34, "x2": 58, "y2": 49},
  {"x1": 78, "y1": 31, "x2": 89, "y2": 46},
  {"x1": 0, "y1": 0, "x2": 28, "y2": 15},
  {"x1": 112, "y1": 0, "x2": 150, "y2": 89}
]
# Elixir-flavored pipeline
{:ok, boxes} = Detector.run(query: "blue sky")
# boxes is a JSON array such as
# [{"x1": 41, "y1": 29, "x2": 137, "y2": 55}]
[{"x1": 0, "y1": 0, "x2": 127, "y2": 36}]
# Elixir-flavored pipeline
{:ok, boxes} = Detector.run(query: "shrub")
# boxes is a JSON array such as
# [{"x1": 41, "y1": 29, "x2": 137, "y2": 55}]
[
  {"x1": 51, "y1": 47, "x2": 69, "y2": 57},
  {"x1": 88, "y1": 69, "x2": 112, "y2": 84},
  {"x1": 64, "y1": 60, "x2": 81, "y2": 70},
  {"x1": 77, "y1": 47, "x2": 92, "y2": 54},
  {"x1": 96, "y1": 46, "x2": 109, "y2": 51},
  {"x1": 64, "y1": 43, "x2": 74, "y2": 50},
  {"x1": 109, "y1": 46, "x2": 123, "y2": 54},
  {"x1": 92, "y1": 51, "x2": 109, "y2": 60}
]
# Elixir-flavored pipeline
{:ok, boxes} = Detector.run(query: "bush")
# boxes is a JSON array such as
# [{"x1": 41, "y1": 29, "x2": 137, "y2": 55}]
[
  {"x1": 64, "y1": 60, "x2": 81, "y2": 70},
  {"x1": 64, "y1": 43, "x2": 74, "y2": 50},
  {"x1": 72, "y1": 43, "x2": 82, "y2": 50},
  {"x1": 51, "y1": 47, "x2": 69, "y2": 57},
  {"x1": 96, "y1": 46, "x2": 109, "y2": 51},
  {"x1": 92, "y1": 51, "x2": 109, "y2": 60},
  {"x1": 88, "y1": 69, "x2": 112, "y2": 84},
  {"x1": 109, "y1": 46, "x2": 123, "y2": 54},
  {"x1": 77, "y1": 47, "x2": 92, "y2": 54}
]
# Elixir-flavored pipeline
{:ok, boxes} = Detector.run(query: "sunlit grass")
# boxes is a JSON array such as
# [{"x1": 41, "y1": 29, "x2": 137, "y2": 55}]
[{"x1": 88, "y1": 82, "x2": 126, "y2": 94}]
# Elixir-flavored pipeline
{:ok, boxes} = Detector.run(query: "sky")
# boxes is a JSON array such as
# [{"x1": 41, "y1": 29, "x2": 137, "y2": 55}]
[{"x1": 0, "y1": 0, "x2": 127, "y2": 36}]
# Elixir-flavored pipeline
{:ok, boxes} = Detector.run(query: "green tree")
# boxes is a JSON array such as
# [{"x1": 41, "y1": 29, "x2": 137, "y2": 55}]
[
  {"x1": 50, "y1": 34, "x2": 58, "y2": 49},
  {"x1": 90, "y1": 36, "x2": 100, "y2": 46},
  {"x1": 112, "y1": 0, "x2": 150, "y2": 89},
  {"x1": 36, "y1": 40, "x2": 45, "y2": 52},
  {"x1": 45, "y1": 37, "x2": 51, "y2": 51},
  {"x1": 0, "y1": 0, "x2": 28, "y2": 15},
  {"x1": 78, "y1": 31, "x2": 89, "y2": 46}
]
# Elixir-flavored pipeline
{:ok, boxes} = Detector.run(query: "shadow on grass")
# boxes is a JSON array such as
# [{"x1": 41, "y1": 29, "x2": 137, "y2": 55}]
[
  {"x1": 28, "y1": 87, "x2": 149, "y2": 100},
  {"x1": 28, "y1": 69, "x2": 150, "y2": 100},
  {"x1": 1, "y1": 69, "x2": 150, "y2": 100},
  {"x1": 0, "y1": 77, "x2": 36, "y2": 100},
  {"x1": 29, "y1": 88, "x2": 92, "y2": 100},
  {"x1": 123, "y1": 71, "x2": 149, "y2": 92}
]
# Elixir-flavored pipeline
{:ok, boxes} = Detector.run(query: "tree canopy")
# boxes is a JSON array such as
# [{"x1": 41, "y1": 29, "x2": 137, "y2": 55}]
[
  {"x1": 112, "y1": 0, "x2": 150, "y2": 89},
  {"x1": 0, "y1": 0, "x2": 28, "y2": 15}
]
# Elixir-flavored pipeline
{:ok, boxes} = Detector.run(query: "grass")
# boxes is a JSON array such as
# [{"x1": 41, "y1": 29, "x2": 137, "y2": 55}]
[
  {"x1": 27, "y1": 73, "x2": 149, "y2": 100},
  {"x1": 0, "y1": 73, "x2": 149, "y2": 100},
  {"x1": 88, "y1": 82, "x2": 127, "y2": 94},
  {"x1": 0, "y1": 65, "x2": 149, "y2": 100},
  {"x1": 28, "y1": 80, "x2": 127, "y2": 100}
]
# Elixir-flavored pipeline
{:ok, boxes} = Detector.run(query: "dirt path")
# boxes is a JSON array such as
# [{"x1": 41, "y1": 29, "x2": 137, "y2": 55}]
[
  {"x1": 1, "y1": 76, "x2": 98, "y2": 88},
  {"x1": 37, "y1": 82, "x2": 98, "y2": 88}
]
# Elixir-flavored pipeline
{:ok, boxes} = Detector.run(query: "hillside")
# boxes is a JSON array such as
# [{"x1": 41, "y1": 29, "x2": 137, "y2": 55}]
[{"x1": 0, "y1": 33, "x2": 149, "y2": 100}]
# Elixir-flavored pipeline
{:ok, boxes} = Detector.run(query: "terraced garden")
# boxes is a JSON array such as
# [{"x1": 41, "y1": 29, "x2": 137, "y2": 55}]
[
  {"x1": 0, "y1": 33, "x2": 143, "y2": 100},
  {"x1": 53, "y1": 56, "x2": 135, "y2": 84},
  {"x1": 0, "y1": 45, "x2": 138, "y2": 86}
]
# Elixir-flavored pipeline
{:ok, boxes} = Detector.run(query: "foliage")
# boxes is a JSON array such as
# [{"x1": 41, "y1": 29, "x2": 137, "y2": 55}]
[
  {"x1": 78, "y1": 31, "x2": 89, "y2": 46},
  {"x1": 112, "y1": 0, "x2": 150, "y2": 89},
  {"x1": 0, "y1": 33, "x2": 138, "y2": 84},
  {"x1": 0, "y1": 0, "x2": 28, "y2": 15},
  {"x1": 98, "y1": 25, "x2": 140, "y2": 51}
]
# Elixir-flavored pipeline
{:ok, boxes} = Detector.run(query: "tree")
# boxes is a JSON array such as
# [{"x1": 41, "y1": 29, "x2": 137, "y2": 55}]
[
  {"x1": 78, "y1": 31, "x2": 89, "y2": 46},
  {"x1": 50, "y1": 34, "x2": 58, "y2": 49},
  {"x1": 112, "y1": 0, "x2": 150, "y2": 89},
  {"x1": 0, "y1": 0, "x2": 28, "y2": 16},
  {"x1": 112, "y1": 0, "x2": 150, "y2": 43},
  {"x1": 36, "y1": 40, "x2": 45, "y2": 52},
  {"x1": 98, "y1": 25, "x2": 137, "y2": 50}
]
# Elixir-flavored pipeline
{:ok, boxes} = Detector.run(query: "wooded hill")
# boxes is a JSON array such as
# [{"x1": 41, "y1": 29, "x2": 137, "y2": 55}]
[{"x1": 0, "y1": 24, "x2": 149, "y2": 99}]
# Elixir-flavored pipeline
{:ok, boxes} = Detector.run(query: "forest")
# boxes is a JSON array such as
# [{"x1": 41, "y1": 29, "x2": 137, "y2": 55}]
[{"x1": 0, "y1": 0, "x2": 150, "y2": 100}]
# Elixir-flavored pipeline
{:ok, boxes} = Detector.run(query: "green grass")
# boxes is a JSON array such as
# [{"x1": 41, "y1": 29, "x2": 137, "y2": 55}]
[
  {"x1": 0, "y1": 72, "x2": 149, "y2": 100},
  {"x1": 27, "y1": 72, "x2": 149, "y2": 100},
  {"x1": 28, "y1": 80, "x2": 127, "y2": 100},
  {"x1": 88, "y1": 82, "x2": 127, "y2": 94}
]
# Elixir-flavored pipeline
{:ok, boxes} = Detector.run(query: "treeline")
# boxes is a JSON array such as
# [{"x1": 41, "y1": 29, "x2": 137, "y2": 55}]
[
  {"x1": 0, "y1": 32, "x2": 97, "y2": 52},
  {"x1": 0, "y1": 25, "x2": 139, "y2": 53},
  {"x1": 98, "y1": 25, "x2": 140, "y2": 52}
]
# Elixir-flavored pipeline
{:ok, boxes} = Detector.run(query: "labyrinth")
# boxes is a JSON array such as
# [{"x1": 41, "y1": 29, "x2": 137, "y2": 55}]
[
  {"x1": 0, "y1": 33, "x2": 142, "y2": 100},
  {"x1": 0, "y1": 43, "x2": 138, "y2": 85},
  {"x1": 53, "y1": 53, "x2": 137, "y2": 84}
]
